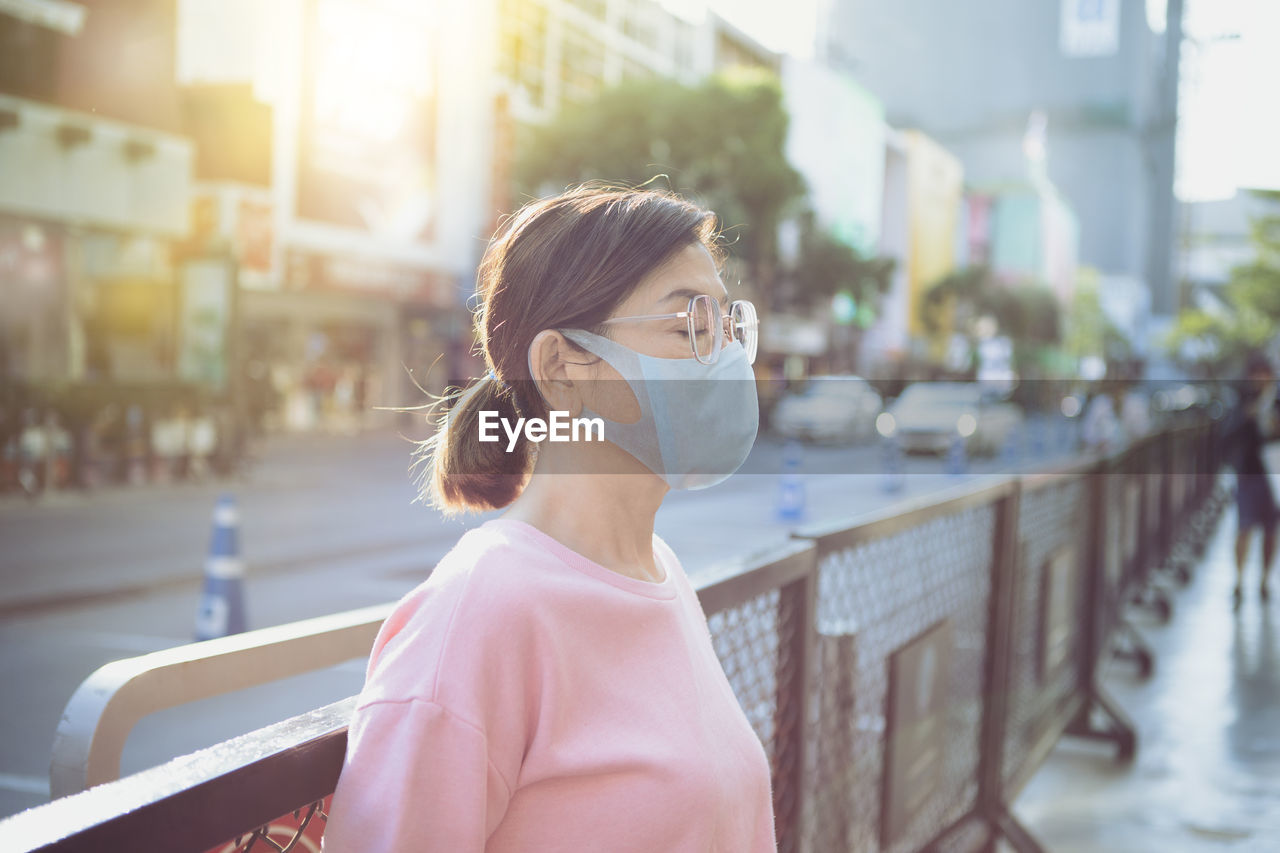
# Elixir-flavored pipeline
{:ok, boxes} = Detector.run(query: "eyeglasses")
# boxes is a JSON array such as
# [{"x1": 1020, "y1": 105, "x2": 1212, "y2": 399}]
[{"x1": 599, "y1": 294, "x2": 759, "y2": 365}]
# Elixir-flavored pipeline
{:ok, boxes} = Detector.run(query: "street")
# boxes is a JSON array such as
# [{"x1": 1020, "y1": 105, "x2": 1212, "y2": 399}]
[{"x1": 0, "y1": 426, "x2": 1076, "y2": 819}]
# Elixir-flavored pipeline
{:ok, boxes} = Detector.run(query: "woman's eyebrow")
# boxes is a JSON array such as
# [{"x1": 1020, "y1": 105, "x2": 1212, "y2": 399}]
[{"x1": 661, "y1": 286, "x2": 730, "y2": 307}]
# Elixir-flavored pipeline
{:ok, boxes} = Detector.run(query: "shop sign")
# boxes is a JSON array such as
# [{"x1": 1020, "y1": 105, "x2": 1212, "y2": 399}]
[
  {"x1": 286, "y1": 249, "x2": 450, "y2": 305},
  {"x1": 178, "y1": 258, "x2": 233, "y2": 390}
]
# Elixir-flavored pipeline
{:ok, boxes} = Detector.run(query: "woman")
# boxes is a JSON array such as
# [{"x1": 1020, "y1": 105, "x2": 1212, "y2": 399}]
[
  {"x1": 322, "y1": 186, "x2": 776, "y2": 851},
  {"x1": 1230, "y1": 352, "x2": 1279, "y2": 610}
]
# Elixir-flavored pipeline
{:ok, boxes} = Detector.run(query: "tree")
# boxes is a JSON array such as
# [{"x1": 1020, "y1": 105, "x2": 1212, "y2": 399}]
[
  {"x1": 786, "y1": 220, "x2": 895, "y2": 315},
  {"x1": 1165, "y1": 190, "x2": 1280, "y2": 374},
  {"x1": 1063, "y1": 268, "x2": 1134, "y2": 366},
  {"x1": 514, "y1": 69, "x2": 805, "y2": 310},
  {"x1": 921, "y1": 265, "x2": 1062, "y2": 374}
]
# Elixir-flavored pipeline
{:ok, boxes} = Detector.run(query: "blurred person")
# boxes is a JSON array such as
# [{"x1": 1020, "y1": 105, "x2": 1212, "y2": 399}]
[
  {"x1": 1120, "y1": 382, "x2": 1152, "y2": 442},
  {"x1": 322, "y1": 186, "x2": 773, "y2": 852},
  {"x1": 1228, "y1": 352, "x2": 1280, "y2": 610},
  {"x1": 1081, "y1": 379, "x2": 1123, "y2": 453}
]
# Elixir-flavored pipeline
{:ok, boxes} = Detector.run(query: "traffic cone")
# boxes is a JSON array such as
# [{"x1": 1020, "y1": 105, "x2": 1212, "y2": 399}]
[
  {"x1": 1000, "y1": 422, "x2": 1024, "y2": 471},
  {"x1": 946, "y1": 432, "x2": 968, "y2": 476},
  {"x1": 194, "y1": 494, "x2": 247, "y2": 641},
  {"x1": 881, "y1": 435, "x2": 904, "y2": 493},
  {"x1": 1030, "y1": 414, "x2": 1048, "y2": 458},
  {"x1": 775, "y1": 440, "x2": 807, "y2": 522}
]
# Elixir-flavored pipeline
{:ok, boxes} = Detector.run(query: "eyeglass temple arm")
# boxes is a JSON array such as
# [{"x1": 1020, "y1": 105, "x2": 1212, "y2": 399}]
[
  {"x1": 602, "y1": 307, "x2": 752, "y2": 326},
  {"x1": 599, "y1": 311, "x2": 690, "y2": 325}
]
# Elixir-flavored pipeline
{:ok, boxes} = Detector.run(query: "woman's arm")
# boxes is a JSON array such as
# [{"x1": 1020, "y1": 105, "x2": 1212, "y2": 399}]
[{"x1": 322, "y1": 697, "x2": 513, "y2": 852}]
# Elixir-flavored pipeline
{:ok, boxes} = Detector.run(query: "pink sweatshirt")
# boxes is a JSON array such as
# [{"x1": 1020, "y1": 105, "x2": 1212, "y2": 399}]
[{"x1": 322, "y1": 518, "x2": 777, "y2": 852}]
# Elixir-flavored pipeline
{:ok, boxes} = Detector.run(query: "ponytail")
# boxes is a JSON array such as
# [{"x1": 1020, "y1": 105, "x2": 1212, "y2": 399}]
[{"x1": 411, "y1": 373, "x2": 535, "y2": 516}]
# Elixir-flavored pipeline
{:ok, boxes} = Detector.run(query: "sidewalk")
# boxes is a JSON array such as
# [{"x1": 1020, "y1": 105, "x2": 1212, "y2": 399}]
[{"x1": 1014, "y1": 470, "x2": 1280, "y2": 850}]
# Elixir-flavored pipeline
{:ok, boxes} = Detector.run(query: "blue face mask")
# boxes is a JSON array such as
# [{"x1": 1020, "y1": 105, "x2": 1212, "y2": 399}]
[{"x1": 555, "y1": 329, "x2": 759, "y2": 490}]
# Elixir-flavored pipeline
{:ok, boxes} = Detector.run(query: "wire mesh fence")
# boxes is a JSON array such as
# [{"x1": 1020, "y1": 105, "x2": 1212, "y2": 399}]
[
  {"x1": 799, "y1": 501, "x2": 996, "y2": 853},
  {"x1": 5, "y1": 421, "x2": 1231, "y2": 853},
  {"x1": 1001, "y1": 475, "x2": 1088, "y2": 794}
]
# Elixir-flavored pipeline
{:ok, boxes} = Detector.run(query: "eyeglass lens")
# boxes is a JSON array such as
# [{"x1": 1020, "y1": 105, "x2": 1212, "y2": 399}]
[
  {"x1": 730, "y1": 300, "x2": 758, "y2": 364},
  {"x1": 690, "y1": 294, "x2": 720, "y2": 363}
]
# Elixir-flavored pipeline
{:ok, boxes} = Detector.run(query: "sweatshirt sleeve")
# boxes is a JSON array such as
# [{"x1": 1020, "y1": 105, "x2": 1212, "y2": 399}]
[{"x1": 322, "y1": 697, "x2": 514, "y2": 852}]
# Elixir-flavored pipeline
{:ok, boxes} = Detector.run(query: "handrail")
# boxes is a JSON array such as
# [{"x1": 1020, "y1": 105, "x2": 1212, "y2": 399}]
[
  {"x1": 51, "y1": 538, "x2": 820, "y2": 801},
  {"x1": 9, "y1": 700, "x2": 352, "y2": 853},
  {"x1": 792, "y1": 472, "x2": 1017, "y2": 551},
  {"x1": 49, "y1": 602, "x2": 393, "y2": 799}
]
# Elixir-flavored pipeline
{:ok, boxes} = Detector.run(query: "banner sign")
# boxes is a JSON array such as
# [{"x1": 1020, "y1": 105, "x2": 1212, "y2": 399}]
[{"x1": 178, "y1": 258, "x2": 233, "y2": 390}]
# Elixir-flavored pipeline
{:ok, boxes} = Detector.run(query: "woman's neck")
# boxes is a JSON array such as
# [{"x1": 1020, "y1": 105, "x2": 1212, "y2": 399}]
[{"x1": 500, "y1": 458, "x2": 668, "y2": 583}]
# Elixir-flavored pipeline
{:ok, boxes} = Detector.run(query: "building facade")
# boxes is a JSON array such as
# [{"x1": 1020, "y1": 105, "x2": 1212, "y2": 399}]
[
  {"x1": 2, "y1": 0, "x2": 780, "y2": 450},
  {"x1": 828, "y1": 0, "x2": 1179, "y2": 314}
]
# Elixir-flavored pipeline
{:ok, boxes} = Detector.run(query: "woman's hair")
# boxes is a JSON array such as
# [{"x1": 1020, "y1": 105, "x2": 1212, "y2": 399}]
[{"x1": 412, "y1": 184, "x2": 723, "y2": 516}]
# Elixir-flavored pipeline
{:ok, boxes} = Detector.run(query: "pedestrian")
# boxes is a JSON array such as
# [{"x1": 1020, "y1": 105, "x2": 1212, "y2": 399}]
[
  {"x1": 1120, "y1": 381, "x2": 1152, "y2": 443},
  {"x1": 1228, "y1": 352, "x2": 1280, "y2": 610},
  {"x1": 322, "y1": 186, "x2": 773, "y2": 852},
  {"x1": 1081, "y1": 379, "x2": 1123, "y2": 454}
]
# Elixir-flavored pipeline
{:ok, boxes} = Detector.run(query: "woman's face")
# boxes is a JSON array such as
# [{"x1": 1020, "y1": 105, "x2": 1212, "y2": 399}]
[
  {"x1": 576, "y1": 242, "x2": 731, "y2": 424},
  {"x1": 605, "y1": 242, "x2": 730, "y2": 359}
]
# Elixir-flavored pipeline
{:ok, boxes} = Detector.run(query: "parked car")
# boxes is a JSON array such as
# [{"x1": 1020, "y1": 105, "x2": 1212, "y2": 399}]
[
  {"x1": 878, "y1": 382, "x2": 1023, "y2": 456},
  {"x1": 772, "y1": 375, "x2": 883, "y2": 444}
]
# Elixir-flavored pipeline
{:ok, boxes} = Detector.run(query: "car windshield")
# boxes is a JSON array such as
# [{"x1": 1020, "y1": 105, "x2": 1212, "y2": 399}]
[
  {"x1": 800, "y1": 378, "x2": 865, "y2": 397},
  {"x1": 895, "y1": 384, "x2": 979, "y2": 410}
]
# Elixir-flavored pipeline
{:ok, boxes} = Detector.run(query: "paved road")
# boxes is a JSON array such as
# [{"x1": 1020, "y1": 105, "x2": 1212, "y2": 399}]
[{"x1": 0, "y1": 425, "x2": 1077, "y2": 818}]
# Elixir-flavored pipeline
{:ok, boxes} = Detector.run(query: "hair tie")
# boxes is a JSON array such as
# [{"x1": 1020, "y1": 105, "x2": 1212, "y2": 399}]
[{"x1": 487, "y1": 370, "x2": 510, "y2": 393}]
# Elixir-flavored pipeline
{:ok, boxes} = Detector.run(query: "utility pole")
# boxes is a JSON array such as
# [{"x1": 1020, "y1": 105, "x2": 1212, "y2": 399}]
[{"x1": 1146, "y1": 0, "x2": 1185, "y2": 316}]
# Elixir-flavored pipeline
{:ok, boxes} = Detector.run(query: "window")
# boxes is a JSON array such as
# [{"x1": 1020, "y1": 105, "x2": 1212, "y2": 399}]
[
  {"x1": 564, "y1": 0, "x2": 606, "y2": 21},
  {"x1": 559, "y1": 22, "x2": 605, "y2": 105},
  {"x1": 498, "y1": 0, "x2": 548, "y2": 108},
  {"x1": 621, "y1": 0, "x2": 658, "y2": 52}
]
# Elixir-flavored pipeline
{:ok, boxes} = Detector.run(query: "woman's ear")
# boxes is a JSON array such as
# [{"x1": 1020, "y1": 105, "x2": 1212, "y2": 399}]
[{"x1": 527, "y1": 330, "x2": 587, "y2": 417}]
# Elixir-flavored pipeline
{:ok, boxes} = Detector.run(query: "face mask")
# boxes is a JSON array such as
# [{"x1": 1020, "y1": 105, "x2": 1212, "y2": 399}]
[{"x1": 555, "y1": 329, "x2": 759, "y2": 490}]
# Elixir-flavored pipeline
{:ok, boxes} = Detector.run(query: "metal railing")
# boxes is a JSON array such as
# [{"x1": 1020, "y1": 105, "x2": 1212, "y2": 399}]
[
  {"x1": 50, "y1": 604, "x2": 392, "y2": 797},
  {"x1": 1, "y1": 421, "x2": 1231, "y2": 853}
]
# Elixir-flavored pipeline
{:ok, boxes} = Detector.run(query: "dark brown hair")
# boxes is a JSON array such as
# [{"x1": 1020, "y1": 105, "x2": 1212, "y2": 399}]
[{"x1": 412, "y1": 184, "x2": 722, "y2": 515}]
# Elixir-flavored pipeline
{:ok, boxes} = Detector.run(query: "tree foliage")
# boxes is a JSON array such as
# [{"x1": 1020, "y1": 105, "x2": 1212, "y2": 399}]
[
  {"x1": 788, "y1": 223, "x2": 895, "y2": 314},
  {"x1": 921, "y1": 266, "x2": 1061, "y2": 345},
  {"x1": 514, "y1": 70, "x2": 805, "y2": 305},
  {"x1": 1063, "y1": 269, "x2": 1133, "y2": 364},
  {"x1": 1166, "y1": 190, "x2": 1280, "y2": 373}
]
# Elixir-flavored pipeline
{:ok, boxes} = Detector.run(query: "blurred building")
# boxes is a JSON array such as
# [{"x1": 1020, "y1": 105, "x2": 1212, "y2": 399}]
[
  {"x1": 0, "y1": 0, "x2": 193, "y2": 385},
  {"x1": 497, "y1": 0, "x2": 777, "y2": 120},
  {"x1": 1177, "y1": 192, "x2": 1269, "y2": 298},
  {"x1": 780, "y1": 57, "x2": 981, "y2": 376},
  {"x1": 782, "y1": 58, "x2": 886, "y2": 259},
  {"x1": 828, "y1": 0, "x2": 1182, "y2": 315},
  {"x1": 857, "y1": 127, "x2": 965, "y2": 371},
  {"x1": 961, "y1": 182, "x2": 1081, "y2": 303},
  {"x1": 2, "y1": 0, "x2": 779, "y2": 438},
  {"x1": 176, "y1": 0, "x2": 483, "y2": 434}
]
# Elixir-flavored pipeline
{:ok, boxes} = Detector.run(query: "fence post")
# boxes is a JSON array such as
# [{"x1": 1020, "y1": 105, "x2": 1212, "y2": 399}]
[
  {"x1": 975, "y1": 481, "x2": 1044, "y2": 852},
  {"x1": 1063, "y1": 458, "x2": 1140, "y2": 760},
  {"x1": 774, "y1": 553, "x2": 818, "y2": 853}
]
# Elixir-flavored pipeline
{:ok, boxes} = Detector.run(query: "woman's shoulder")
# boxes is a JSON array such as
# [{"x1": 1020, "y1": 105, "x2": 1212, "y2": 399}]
[{"x1": 359, "y1": 521, "x2": 551, "y2": 706}]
